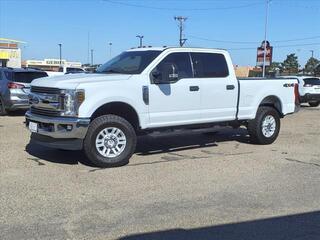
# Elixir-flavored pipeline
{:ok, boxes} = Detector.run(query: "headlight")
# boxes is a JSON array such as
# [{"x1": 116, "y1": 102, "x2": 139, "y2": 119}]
[{"x1": 60, "y1": 89, "x2": 85, "y2": 116}]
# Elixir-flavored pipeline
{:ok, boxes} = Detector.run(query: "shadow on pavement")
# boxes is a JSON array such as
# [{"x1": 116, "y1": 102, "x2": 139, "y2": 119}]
[
  {"x1": 118, "y1": 211, "x2": 320, "y2": 240},
  {"x1": 6, "y1": 109, "x2": 28, "y2": 116},
  {"x1": 25, "y1": 127, "x2": 250, "y2": 167}
]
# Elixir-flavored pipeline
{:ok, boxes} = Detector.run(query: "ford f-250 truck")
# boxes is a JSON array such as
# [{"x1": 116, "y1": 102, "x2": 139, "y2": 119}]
[{"x1": 25, "y1": 47, "x2": 299, "y2": 167}]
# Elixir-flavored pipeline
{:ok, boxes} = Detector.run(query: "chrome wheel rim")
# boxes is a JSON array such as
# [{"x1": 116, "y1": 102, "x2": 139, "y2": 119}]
[
  {"x1": 262, "y1": 115, "x2": 276, "y2": 138},
  {"x1": 95, "y1": 127, "x2": 127, "y2": 158}
]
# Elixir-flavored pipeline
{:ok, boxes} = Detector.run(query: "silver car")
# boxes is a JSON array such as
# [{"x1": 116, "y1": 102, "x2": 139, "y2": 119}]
[{"x1": 0, "y1": 68, "x2": 48, "y2": 115}]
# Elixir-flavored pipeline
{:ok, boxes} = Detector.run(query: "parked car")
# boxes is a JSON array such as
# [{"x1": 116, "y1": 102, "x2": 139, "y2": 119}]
[
  {"x1": 46, "y1": 66, "x2": 85, "y2": 77},
  {"x1": 26, "y1": 47, "x2": 299, "y2": 167},
  {"x1": 280, "y1": 76, "x2": 320, "y2": 107},
  {"x1": 0, "y1": 67, "x2": 48, "y2": 115}
]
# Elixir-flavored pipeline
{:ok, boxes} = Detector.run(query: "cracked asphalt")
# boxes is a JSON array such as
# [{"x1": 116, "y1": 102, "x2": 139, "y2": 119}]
[{"x1": 0, "y1": 106, "x2": 319, "y2": 240}]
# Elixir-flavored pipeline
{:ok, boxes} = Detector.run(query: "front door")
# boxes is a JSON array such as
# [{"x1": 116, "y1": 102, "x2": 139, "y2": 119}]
[{"x1": 147, "y1": 52, "x2": 201, "y2": 128}]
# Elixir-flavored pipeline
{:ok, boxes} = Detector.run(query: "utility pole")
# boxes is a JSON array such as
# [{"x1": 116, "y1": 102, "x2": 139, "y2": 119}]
[
  {"x1": 58, "y1": 43, "x2": 62, "y2": 66},
  {"x1": 174, "y1": 16, "x2": 187, "y2": 47},
  {"x1": 262, "y1": 0, "x2": 271, "y2": 78},
  {"x1": 136, "y1": 35, "x2": 144, "y2": 48},
  {"x1": 310, "y1": 50, "x2": 314, "y2": 58},
  {"x1": 91, "y1": 49, "x2": 94, "y2": 66}
]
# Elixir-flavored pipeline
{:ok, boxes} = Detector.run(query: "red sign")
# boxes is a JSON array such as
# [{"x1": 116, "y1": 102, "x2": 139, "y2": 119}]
[{"x1": 256, "y1": 41, "x2": 273, "y2": 67}]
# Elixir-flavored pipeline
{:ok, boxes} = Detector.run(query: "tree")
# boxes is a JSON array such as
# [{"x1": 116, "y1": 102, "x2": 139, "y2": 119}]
[
  {"x1": 267, "y1": 61, "x2": 282, "y2": 72},
  {"x1": 281, "y1": 53, "x2": 299, "y2": 74},
  {"x1": 304, "y1": 57, "x2": 320, "y2": 75}
]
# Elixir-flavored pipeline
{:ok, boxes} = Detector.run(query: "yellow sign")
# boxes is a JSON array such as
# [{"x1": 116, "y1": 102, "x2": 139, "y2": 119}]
[{"x1": 0, "y1": 51, "x2": 10, "y2": 59}]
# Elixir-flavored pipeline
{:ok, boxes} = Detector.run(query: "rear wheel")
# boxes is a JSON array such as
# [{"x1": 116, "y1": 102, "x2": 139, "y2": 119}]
[
  {"x1": 247, "y1": 106, "x2": 280, "y2": 145},
  {"x1": 0, "y1": 98, "x2": 7, "y2": 116},
  {"x1": 84, "y1": 114, "x2": 137, "y2": 168},
  {"x1": 308, "y1": 101, "x2": 320, "y2": 107}
]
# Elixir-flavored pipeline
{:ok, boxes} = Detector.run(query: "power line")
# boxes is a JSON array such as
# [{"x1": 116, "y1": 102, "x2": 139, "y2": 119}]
[
  {"x1": 188, "y1": 35, "x2": 320, "y2": 44},
  {"x1": 228, "y1": 42, "x2": 320, "y2": 51},
  {"x1": 103, "y1": 0, "x2": 263, "y2": 11}
]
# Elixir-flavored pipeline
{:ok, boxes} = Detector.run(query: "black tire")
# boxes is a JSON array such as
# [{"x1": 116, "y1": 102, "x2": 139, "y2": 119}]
[
  {"x1": 247, "y1": 106, "x2": 280, "y2": 145},
  {"x1": 0, "y1": 97, "x2": 7, "y2": 116},
  {"x1": 308, "y1": 101, "x2": 320, "y2": 107},
  {"x1": 84, "y1": 114, "x2": 137, "y2": 168}
]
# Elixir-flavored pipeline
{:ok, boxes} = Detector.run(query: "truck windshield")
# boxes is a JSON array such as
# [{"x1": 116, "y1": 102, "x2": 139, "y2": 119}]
[{"x1": 96, "y1": 50, "x2": 161, "y2": 74}]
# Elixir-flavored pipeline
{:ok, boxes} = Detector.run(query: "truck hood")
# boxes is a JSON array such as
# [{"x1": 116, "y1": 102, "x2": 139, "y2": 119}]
[{"x1": 31, "y1": 73, "x2": 132, "y2": 89}]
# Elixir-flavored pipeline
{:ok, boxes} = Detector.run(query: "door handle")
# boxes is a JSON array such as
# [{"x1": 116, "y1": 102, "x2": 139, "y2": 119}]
[
  {"x1": 226, "y1": 85, "x2": 235, "y2": 90},
  {"x1": 189, "y1": 86, "x2": 199, "y2": 91}
]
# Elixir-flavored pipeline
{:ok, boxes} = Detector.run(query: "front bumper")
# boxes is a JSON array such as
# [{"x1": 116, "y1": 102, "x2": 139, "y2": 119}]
[
  {"x1": 25, "y1": 111, "x2": 90, "y2": 150},
  {"x1": 300, "y1": 94, "x2": 320, "y2": 103}
]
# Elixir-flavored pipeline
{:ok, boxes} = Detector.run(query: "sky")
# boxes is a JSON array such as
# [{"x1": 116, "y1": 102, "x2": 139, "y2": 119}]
[{"x1": 0, "y1": 0, "x2": 319, "y2": 66}]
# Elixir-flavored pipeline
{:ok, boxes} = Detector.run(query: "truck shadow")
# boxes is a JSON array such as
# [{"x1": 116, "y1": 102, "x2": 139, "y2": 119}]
[
  {"x1": 118, "y1": 211, "x2": 320, "y2": 240},
  {"x1": 25, "y1": 128, "x2": 250, "y2": 167}
]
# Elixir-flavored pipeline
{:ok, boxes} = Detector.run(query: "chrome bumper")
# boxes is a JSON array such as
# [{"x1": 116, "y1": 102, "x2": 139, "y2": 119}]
[{"x1": 25, "y1": 111, "x2": 90, "y2": 139}]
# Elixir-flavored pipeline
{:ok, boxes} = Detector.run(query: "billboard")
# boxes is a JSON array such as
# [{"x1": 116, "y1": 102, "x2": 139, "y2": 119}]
[{"x1": 256, "y1": 40, "x2": 273, "y2": 67}]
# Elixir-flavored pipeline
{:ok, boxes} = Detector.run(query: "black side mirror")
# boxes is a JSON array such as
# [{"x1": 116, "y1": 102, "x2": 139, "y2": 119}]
[{"x1": 152, "y1": 63, "x2": 178, "y2": 84}]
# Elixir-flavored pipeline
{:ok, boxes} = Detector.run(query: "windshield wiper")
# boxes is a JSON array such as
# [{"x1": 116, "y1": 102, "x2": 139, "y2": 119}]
[{"x1": 99, "y1": 69, "x2": 124, "y2": 74}]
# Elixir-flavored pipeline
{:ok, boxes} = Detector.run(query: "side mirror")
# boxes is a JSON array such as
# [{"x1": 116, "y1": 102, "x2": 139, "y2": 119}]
[{"x1": 152, "y1": 63, "x2": 178, "y2": 84}]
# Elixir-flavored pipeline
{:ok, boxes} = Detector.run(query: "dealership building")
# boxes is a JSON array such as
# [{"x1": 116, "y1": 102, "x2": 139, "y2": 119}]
[
  {"x1": 0, "y1": 38, "x2": 23, "y2": 68},
  {"x1": 23, "y1": 59, "x2": 82, "y2": 72}
]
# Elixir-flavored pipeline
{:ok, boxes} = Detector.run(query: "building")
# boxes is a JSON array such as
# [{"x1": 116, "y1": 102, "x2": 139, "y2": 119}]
[
  {"x1": 234, "y1": 65, "x2": 256, "y2": 78},
  {"x1": 0, "y1": 38, "x2": 23, "y2": 68},
  {"x1": 23, "y1": 59, "x2": 82, "y2": 72}
]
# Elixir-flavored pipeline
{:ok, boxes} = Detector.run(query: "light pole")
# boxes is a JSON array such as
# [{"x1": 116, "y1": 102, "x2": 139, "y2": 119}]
[
  {"x1": 91, "y1": 49, "x2": 94, "y2": 66},
  {"x1": 310, "y1": 50, "x2": 314, "y2": 58},
  {"x1": 262, "y1": 0, "x2": 271, "y2": 78},
  {"x1": 58, "y1": 43, "x2": 62, "y2": 66},
  {"x1": 108, "y1": 42, "x2": 112, "y2": 59},
  {"x1": 136, "y1": 35, "x2": 144, "y2": 48}
]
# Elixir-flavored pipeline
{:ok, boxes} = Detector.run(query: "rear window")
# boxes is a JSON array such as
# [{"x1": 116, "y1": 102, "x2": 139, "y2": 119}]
[
  {"x1": 304, "y1": 78, "x2": 320, "y2": 86},
  {"x1": 191, "y1": 53, "x2": 229, "y2": 78},
  {"x1": 13, "y1": 72, "x2": 48, "y2": 83}
]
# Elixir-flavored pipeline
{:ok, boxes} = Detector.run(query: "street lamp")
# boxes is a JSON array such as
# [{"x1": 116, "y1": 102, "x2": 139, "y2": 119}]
[
  {"x1": 91, "y1": 49, "x2": 94, "y2": 66},
  {"x1": 108, "y1": 42, "x2": 112, "y2": 59},
  {"x1": 58, "y1": 43, "x2": 62, "y2": 66},
  {"x1": 136, "y1": 35, "x2": 144, "y2": 48}
]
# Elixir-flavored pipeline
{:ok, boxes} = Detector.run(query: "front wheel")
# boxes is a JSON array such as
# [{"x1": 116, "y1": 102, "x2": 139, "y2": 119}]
[
  {"x1": 309, "y1": 101, "x2": 320, "y2": 107},
  {"x1": 84, "y1": 114, "x2": 137, "y2": 168},
  {"x1": 247, "y1": 106, "x2": 281, "y2": 145}
]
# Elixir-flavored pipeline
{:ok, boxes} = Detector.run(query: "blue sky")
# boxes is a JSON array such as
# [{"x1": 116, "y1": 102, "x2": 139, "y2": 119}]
[{"x1": 0, "y1": 0, "x2": 319, "y2": 66}]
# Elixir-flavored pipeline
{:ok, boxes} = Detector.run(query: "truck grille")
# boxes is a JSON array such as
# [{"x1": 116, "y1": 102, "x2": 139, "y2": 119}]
[
  {"x1": 31, "y1": 86, "x2": 61, "y2": 94},
  {"x1": 30, "y1": 106, "x2": 61, "y2": 117}
]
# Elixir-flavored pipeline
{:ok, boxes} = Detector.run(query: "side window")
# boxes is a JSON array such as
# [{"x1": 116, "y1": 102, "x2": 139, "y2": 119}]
[
  {"x1": 0, "y1": 71, "x2": 2, "y2": 80},
  {"x1": 153, "y1": 52, "x2": 193, "y2": 81},
  {"x1": 191, "y1": 53, "x2": 229, "y2": 78}
]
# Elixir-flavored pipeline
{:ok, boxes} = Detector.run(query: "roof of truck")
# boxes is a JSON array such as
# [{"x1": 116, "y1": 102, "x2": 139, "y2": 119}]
[{"x1": 126, "y1": 46, "x2": 228, "y2": 53}]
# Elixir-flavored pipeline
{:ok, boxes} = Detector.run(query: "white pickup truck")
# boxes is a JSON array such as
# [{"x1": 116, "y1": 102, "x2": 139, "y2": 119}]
[{"x1": 26, "y1": 47, "x2": 299, "y2": 167}]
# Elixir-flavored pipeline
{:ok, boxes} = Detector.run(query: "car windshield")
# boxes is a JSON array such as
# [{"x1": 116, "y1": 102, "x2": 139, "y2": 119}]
[
  {"x1": 13, "y1": 72, "x2": 48, "y2": 83},
  {"x1": 96, "y1": 50, "x2": 162, "y2": 74}
]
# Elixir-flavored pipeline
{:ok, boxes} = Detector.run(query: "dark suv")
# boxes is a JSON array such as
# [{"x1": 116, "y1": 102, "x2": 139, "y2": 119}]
[{"x1": 0, "y1": 68, "x2": 48, "y2": 115}]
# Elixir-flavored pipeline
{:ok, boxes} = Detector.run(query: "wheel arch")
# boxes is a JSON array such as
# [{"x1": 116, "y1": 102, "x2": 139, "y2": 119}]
[
  {"x1": 258, "y1": 95, "x2": 283, "y2": 117},
  {"x1": 91, "y1": 102, "x2": 140, "y2": 131}
]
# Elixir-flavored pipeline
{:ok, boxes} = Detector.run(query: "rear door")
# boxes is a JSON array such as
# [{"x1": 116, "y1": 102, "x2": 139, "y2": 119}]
[
  {"x1": 190, "y1": 52, "x2": 238, "y2": 122},
  {"x1": 148, "y1": 52, "x2": 201, "y2": 127}
]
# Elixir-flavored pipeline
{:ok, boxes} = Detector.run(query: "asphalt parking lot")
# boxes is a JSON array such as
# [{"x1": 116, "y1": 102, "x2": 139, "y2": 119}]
[{"x1": 0, "y1": 106, "x2": 320, "y2": 240}]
